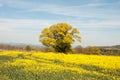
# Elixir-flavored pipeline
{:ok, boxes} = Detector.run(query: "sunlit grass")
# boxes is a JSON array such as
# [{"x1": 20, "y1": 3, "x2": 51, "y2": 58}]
[{"x1": 0, "y1": 51, "x2": 120, "y2": 80}]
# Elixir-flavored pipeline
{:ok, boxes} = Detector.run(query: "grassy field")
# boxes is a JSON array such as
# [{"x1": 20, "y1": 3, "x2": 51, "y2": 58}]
[{"x1": 0, "y1": 51, "x2": 120, "y2": 80}]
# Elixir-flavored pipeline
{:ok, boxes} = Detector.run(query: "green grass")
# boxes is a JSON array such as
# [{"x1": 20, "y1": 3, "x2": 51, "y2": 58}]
[{"x1": 0, "y1": 51, "x2": 120, "y2": 80}]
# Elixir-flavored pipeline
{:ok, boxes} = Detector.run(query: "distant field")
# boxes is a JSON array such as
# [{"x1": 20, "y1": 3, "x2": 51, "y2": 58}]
[{"x1": 0, "y1": 51, "x2": 120, "y2": 80}]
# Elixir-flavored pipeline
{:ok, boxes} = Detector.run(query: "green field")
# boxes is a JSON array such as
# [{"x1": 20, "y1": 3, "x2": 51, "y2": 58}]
[{"x1": 0, "y1": 51, "x2": 120, "y2": 80}]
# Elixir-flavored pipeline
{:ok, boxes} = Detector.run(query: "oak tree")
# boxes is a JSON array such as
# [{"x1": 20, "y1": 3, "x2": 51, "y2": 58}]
[{"x1": 39, "y1": 23, "x2": 81, "y2": 53}]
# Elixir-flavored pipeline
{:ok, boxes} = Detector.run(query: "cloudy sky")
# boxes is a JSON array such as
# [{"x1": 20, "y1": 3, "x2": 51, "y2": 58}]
[{"x1": 0, "y1": 0, "x2": 120, "y2": 46}]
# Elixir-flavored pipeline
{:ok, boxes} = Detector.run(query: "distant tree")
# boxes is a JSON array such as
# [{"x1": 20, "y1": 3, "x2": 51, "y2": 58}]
[
  {"x1": 25, "y1": 45, "x2": 31, "y2": 51},
  {"x1": 41, "y1": 46, "x2": 54, "y2": 52},
  {"x1": 84, "y1": 46, "x2": 100, "y2": 55},
  {"x1": 74, "y1": 45, "x2": 83, "y2": 53},
  {"x1": 39, "y1": 23, "x2": 81, "y2": 53}
]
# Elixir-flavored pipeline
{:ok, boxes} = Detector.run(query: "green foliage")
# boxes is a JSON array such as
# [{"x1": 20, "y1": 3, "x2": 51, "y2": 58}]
[{"x1": 39, "y1": 23, "x2": 81, "y2": 53}]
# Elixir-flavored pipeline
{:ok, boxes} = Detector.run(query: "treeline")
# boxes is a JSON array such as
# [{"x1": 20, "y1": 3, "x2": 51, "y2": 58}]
[
  {"x1": 0, "y1": 43, "x2": 40, "y2": 51},
  {"x1": 0, "y1": 43, "x2": 52, "y2": 52},
  {"x1": 0, "y1": 43, "x2": 23, "y2": 51},
  {"x1": 0, "y1": 43, "x2": 120, "y2": 56},
  {"x1": 74, "y1": 46, "x2": 100, "y2": 55},
  {"x1": 74, "y1": 45, "x2": 120, "y2": 56}
]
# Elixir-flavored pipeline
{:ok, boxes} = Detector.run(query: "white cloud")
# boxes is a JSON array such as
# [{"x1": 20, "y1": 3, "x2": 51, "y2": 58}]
[
  {"x1": 0, "y1": 19, "x2": 60, "y2": 34},
  {"x1": 0, "y1": 18, "x2": 62, "y2": 44},
  {"x1": 0, "y1": 18, "x2": 120, "y2": 35},
  {"x1": 1, "y1": 0, "x2": 120, "y2": 20},
  {"x1": 0, "y1": 18, "x2": 120, "y2": 46},
  {"x1": 0, "y1": 3, "x2": 3, "y2": 7},
  {"x1": 0, "y1": 0, "x2": 120, "y2": 46},
  {"x1": 0, "y1": 19, "x2": 56, "y2": 28},
  {"x1": 78, "y1": 20, "x2": 120, "y2": 27},
  {"x1": 18, "y1": 0, "x2": 120, "y2": 18}
]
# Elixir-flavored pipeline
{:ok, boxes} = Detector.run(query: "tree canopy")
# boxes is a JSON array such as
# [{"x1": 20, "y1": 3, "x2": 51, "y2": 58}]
[{"x1": 39, "y1": 23, "x2": 81, "y2": 53}]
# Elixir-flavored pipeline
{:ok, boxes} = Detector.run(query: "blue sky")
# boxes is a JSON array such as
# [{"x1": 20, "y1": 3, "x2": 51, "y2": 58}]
[{"x1": 0, "y1": 0, "x2": 120, "y2": 46}]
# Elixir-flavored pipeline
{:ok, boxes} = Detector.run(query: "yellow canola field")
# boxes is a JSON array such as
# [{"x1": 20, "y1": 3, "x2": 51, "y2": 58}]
[{"x1": 0, "y1": 51, "x2": 120, "y2": 80}]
